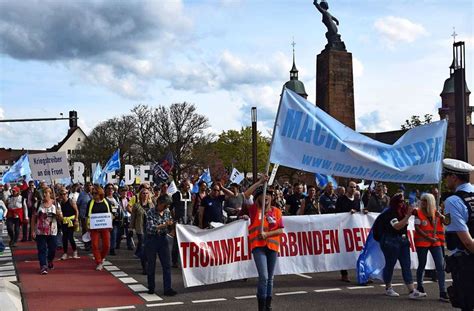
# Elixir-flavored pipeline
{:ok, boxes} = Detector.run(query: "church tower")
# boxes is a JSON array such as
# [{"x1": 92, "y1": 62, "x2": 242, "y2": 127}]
[
  {"x1": 438, "y1": 48, "x2": 472, "y2": 157},
  {"x1": 283, "y1": 41, "x2": 308, "y2": 99}
]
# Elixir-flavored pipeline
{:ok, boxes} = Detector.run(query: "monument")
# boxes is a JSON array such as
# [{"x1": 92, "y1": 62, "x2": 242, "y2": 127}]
[{"x1": 314, "y1": 0, "x2": 355, "y2": 129}]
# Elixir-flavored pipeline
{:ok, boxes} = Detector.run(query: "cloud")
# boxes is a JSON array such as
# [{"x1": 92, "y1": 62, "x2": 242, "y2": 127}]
[
  {"x1": 374, "y1": 16, "x2": 428, "y2": 48},
  {"x1": 353, "y1": 57, "x2": 364, "y2": 79},
  {"x1": 0, "y1": 0, "x2": 192, "y2": 99},
  {"x1": 357, "y1": 110, "x2": 393, "y2": 133}
]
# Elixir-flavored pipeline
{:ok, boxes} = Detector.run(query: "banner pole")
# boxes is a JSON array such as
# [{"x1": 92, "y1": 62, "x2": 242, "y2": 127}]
[{"x1": 260, "y1": 88, "x2": 286, "y2": 233}]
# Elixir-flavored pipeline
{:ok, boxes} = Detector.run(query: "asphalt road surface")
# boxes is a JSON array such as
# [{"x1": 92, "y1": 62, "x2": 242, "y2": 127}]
[{"x1": 83, "y1": 239, "x2": 454, "y2": 311}]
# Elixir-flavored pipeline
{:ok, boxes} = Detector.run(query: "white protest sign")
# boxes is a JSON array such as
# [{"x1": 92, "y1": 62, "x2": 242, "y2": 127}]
[
  {"x1": 89, "y1": 213, "x2": 112, "y2": 229},
  {"x1": 268, "y1": 163, "x2": 279, "y2": 186},
  {"x1": 29, "y1": 152, "x2": 70, "y2": 181},
  {"x1": 229, "y1": 168, "x2": 245, "y2": 184},
  {"x1": 72, "y1": 162, "x2": 85, "y2": 183}
]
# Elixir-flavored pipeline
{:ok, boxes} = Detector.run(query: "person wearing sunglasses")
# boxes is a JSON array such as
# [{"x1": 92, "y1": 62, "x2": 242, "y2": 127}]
[
  {"x1": 198, "y1": 183, "x2": 225, "y2": 229},
  {"x1": 59, "y1": 189, "x2": 79, "y2": 260}
]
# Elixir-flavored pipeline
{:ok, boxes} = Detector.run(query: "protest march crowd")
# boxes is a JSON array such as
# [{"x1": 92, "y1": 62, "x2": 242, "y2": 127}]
[{"x1": 0, "y1": 158, "x2": 474, "y2": 311}]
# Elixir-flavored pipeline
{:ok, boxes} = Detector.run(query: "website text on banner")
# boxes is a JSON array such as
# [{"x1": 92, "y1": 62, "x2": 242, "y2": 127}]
[
  {"x1": 177, "y1": 214, "x2": 433, "y2": 287},
  {"x1": 269, "y1": 89, "x2": 447, "y2": 184},
  {"x1": 28, "y1": 152, "x2": 70, "y2": 181}
]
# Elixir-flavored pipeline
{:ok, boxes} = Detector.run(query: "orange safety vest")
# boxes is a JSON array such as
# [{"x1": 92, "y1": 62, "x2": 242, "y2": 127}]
[
  {"x1": 414, "y1": 210, "x2": 445, "y2": 248},
  {"x1": 248, "y1": 206, "x2": 282, "y2": 252}
]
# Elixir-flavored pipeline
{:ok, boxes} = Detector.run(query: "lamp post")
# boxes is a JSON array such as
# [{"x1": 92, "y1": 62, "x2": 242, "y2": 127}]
[
  {"x1": 453, "y1": 41, "x2": 468, "y2": 161},
  {"x1": 251, "y1": 107, "x2": 258, "y2": 183}
]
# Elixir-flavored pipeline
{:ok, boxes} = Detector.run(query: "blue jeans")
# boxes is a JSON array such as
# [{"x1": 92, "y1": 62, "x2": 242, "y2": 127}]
[
  {"x1": 416, "y1": 246, "x2": 446, "y2": 293},
  {"x1": 380, "y1": 235, "x2": 413, "y2": 285},
  {"x1": 36, "y1": 235, "x2": 57, "y2": 268},
  {"x1": 252, "y1": 247, "x2": 278, "y2": 299},
  {"x1": 110, "y1": 224, "x2": 119, "y2": 252},
  {"x1": 145, "y1": 234, "x2": 171, "y2": 291}
]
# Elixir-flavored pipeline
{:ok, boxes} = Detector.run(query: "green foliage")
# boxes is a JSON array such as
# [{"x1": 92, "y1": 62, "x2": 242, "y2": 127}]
[
  {"x1": 401, "y1": 114, "x2": 433, "y2": 130},
  {"x1": 213, "y1": 126, "x2": 270, "y2": 177}
]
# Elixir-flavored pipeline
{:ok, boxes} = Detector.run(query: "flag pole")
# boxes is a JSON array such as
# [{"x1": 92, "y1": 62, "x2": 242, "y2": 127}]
[{"x1": 260, "y1": 88, "x2": 286, "y2": 233}]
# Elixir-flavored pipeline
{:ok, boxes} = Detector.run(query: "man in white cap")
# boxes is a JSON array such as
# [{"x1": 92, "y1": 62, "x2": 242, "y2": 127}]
[{"x1": 442, "y1": 158, "x2": 474, "y2": 310}]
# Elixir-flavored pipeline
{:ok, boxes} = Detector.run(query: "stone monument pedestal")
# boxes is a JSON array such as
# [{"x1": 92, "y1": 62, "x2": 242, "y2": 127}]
[{"x1": 316, "y1": 49, "x2": 355, "y2": 129}]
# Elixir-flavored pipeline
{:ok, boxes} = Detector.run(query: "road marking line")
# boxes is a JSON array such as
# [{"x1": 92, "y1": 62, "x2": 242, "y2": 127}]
[
  {"x1": 275, "y1": 291, "x2": 307, "y2": 296},
  {"x1": 3, "y1": 276, "x2": 17, "y2": 282},
  {"x1": 138, "y1": 292, "x2": 163, "y2": 302},
  {"x1": 104, "y1": 265, "x2": 120, "y2": 271},
  {"x1": 0, "y1": 265, "x2": 14, "y2": 271},
  {"x1": 379, "y1": 283, "x2": 403, "y2": 287},
  {"x1": 446, "y1": 279, "x2": 452, "y2": 282},
  {"x1": 0, "y1": 271, "x2": 16, "y2": 277},
  {"x1": 118, "y1": 277, "x2": 138, "y2": 284},
  {"x1": 128, "y1": 284, "x2": 148, "y2": 292},
  {"x1": 102, "y1": 260, "x2": 112, "y2": 266},
  {"x1": 146, "y1": 302, "x2": 184, "y2": 307},
  {"x1": 98, "y1": 306, "x2": 136, "y2": 310},
  {"x1": 111, "y1": 271, "x2": 128, "y2": 277},
  {"x1": 235, "y1": 295, "x2": 256, "y2": 300},
  {"x1": 294, "y1": 273, "x2": 312, "y2": 279},
  {"x1": 424, "y1": 281, "x2": 433, "y2": 284},
  {"x1": 314, "y1": 288, "x2": 342, "y2": 293},
  {"x1": 192, "y1": 298, "x2": 227, "y2": 303},
  {"x1": 347, "y1": 286, "x2": 374, "y2": 290}
]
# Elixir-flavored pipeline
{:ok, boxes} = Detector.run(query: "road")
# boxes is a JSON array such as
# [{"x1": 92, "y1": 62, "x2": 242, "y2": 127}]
[{"x1": 84, "y1": 239, "x2": 453, "y2": 311}]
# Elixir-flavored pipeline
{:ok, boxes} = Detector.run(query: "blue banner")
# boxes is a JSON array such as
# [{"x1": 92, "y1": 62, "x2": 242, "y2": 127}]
[
  {"x1": 315, "y1": 173, "x2": 338, "y2": 189},
  {"x1": 269, "y1": 89, "x2": 447, "y2": 184},
  {"x1": 1, "y1": 153, "x2": 31, "y2": 184},
  {"x1": 103, "y1": 149, "x2": 121, "y2": 173},
  {"x1": 192, "y1": 168, "x2": 212, "y2": 193},
  {"x1": 92, "y1": 163, "x2": 102, "y2": 185}
]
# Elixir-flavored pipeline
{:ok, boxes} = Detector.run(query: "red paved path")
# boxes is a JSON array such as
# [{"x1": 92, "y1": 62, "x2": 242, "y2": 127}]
[{"x1": 14, "y1": 242, "x2": 143, "y2": 311}]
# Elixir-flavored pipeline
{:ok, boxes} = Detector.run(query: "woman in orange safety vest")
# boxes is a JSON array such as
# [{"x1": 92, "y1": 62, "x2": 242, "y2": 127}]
[
  {"x1": 414, "y1": 193, "x2": 449, "y2": 302},
  {"x1": 241, "y1": 176, "x2": 284, "y2": 311}
]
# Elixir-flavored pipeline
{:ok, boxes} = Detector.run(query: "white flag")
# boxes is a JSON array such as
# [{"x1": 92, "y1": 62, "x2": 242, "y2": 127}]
[
  {"x1": 167, "y1": 180, "x2": 178, "y2": 194},
  {"x1": 229, "y1": 168, "x2": 244, "y2": 184}
]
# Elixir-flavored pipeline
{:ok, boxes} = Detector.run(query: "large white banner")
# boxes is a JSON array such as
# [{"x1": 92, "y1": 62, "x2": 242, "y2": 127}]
[
  {"x1": 269, "y1": 89, "x2": 447, "y2": 184},
  {"x1": 177, "y1": 213, "x2": 433, "y2": 287},
  {"x1": 29, "y1": 152, "x2": 70, "y2": 181}
]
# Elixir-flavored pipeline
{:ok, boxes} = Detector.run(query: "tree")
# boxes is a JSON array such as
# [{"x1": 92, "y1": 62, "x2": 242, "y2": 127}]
[
  {"x1": 72, "y1": 115, "x2": 137, "y2": 176},
  {"x1": 213, "y1": 127, "x2": 270, "y2": 178},
  {"x1": 152, "y1": 102, "x2": 209, "y2": 179},
  {"x1": 401, "y1": 114, "x2": 433, "y2": 130},
  {"x1": 130, "y1": 104, "x2": 157, "y2": 164}
]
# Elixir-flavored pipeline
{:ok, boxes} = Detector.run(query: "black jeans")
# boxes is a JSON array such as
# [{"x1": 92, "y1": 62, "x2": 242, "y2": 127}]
[
  {"x1": 6, "y1": 218, "x2": 20, "y2": 244},
  {"x1": 61, "y1": 224, "x2": 76, "y2": 253}
]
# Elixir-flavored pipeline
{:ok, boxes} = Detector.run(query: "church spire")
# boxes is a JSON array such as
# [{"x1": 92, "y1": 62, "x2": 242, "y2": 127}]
[{"x1": 290, "y1": 39, "x2": 298, "y2": 80}]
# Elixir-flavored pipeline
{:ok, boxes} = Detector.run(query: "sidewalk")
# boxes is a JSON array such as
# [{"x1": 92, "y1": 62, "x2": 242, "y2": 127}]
[{"x1": 12, "y1": 239, "x2": 144, "y2": 311}]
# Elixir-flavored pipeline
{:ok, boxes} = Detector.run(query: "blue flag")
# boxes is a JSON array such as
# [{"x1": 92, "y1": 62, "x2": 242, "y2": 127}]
[
  {"x1": 103, "y1": 149, "x2": 121, "y2": 173},
  {"x1": 315, "y1": 173, "x2": 338, "y2": 189},
  {"x1": 1, "y1": 153, "x2": 31, "y2": 184},
  {"x1": 92, "y1": 163, "x2": 102, "y2": 185},
  {"x1": 356, "y1": 213, "x2": 387, "y2": 285},
  {"x1": 192, "y1": 168, "x2": 212, "y2": 193}
]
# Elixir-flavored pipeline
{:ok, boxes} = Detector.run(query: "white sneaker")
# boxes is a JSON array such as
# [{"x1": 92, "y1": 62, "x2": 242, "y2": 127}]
[
  {"x1": 385, "y1": 287, "x2": 400, "y2": 297},
  {"x1": 95, "y1": 263, "x2": 103, "y2": 271},
  {"x1": 60, "y1": 253, "x2": 68, "y2": 260},
  {"x1": 72, "y1": 251, "x2": 80, "y2": 259},
  {"x1": 409, "y1": 289, "x2": 427, "y2": 299}
]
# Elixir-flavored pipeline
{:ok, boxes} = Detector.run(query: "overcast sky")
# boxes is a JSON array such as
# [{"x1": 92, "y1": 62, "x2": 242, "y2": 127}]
[{"x1": 0, "y1": 0, "x2": 472, "y2": 149}]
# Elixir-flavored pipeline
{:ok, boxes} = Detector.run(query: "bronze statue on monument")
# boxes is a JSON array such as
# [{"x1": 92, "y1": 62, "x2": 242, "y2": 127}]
[{"x1": 313, "y1": 0, "x2": 346, "y2": 51}]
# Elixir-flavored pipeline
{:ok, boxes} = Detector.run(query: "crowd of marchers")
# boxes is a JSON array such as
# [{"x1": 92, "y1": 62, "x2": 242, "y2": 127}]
[{"x1": 0, "y1": 177, "x2": 451, "y2": 303}]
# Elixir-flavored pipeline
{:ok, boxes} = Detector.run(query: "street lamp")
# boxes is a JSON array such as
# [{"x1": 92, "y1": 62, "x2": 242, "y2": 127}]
[{"x1": 251, "y1": 107, "x2": 257, "y2": 183}]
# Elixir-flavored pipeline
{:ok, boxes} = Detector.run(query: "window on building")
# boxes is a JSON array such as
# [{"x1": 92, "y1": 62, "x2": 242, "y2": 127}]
[
  {"x1": 77, "y1": 137, "x2": 81, "y2": 142},
  {"x1": 68, "y1": 150, "x2": 71, "y2": 155}
]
